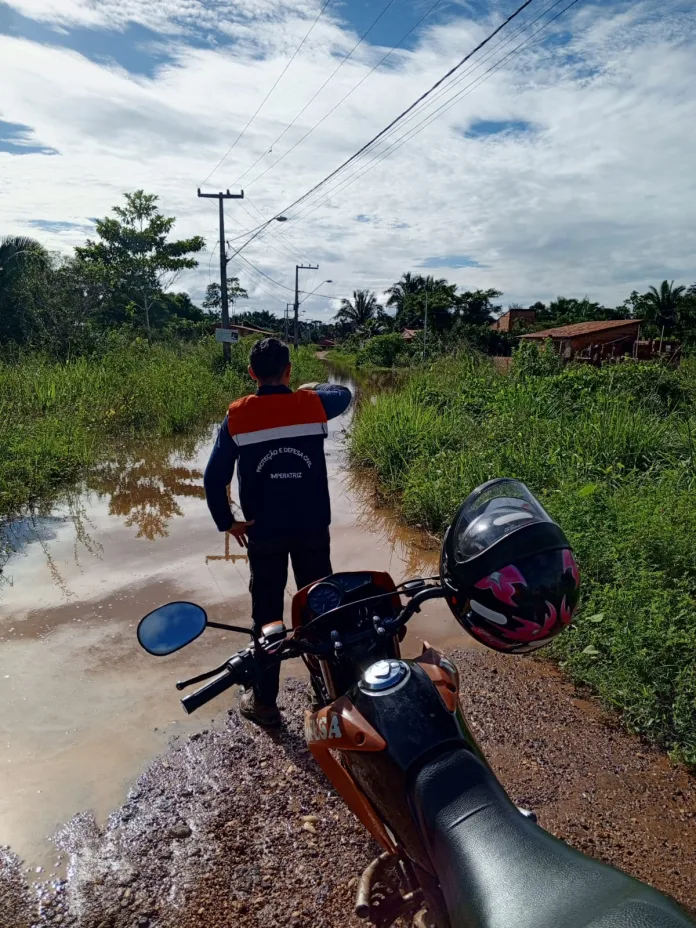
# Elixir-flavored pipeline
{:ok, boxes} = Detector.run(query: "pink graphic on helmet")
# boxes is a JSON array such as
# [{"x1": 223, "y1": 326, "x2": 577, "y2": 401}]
[
  {"x1": 500, "y1": 601, "x2": 557, "y2": 642},
  {"x1": 560, "y1": 595, "x2": 576, "y2": 625},
  {"x1": 474, "y1": 565, "x2": 527, "y2": 607},
  {"x1": 563, "y1": 549, "x2": 580, "y2": 588}
]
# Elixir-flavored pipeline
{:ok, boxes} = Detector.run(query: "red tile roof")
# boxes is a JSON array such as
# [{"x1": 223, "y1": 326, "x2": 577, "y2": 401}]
[{"x1": 520, "y1": 319, "x2": 640, "y2": 339}]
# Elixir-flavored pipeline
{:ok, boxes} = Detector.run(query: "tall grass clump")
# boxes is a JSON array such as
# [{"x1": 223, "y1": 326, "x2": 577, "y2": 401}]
[
  {"x1": 349, "y1": 344, "x2": 696, "y2": 765},
  {"x1": 0, "y1": 338, "x2": 324, "y2": 516}
]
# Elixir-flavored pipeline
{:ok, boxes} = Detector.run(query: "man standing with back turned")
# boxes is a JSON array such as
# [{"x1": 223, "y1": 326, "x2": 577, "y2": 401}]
[{"x1": 204, "y1": 338, "x2": 352, "y2": 728}]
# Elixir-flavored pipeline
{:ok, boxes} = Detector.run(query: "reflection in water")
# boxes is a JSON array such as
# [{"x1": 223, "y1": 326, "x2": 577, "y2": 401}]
[
  {"x1": 1, "y1": 430, "x2": 212, "y2": 598},
  {"x1": 346, "y1": 469, "x2": 440, "y2": 579},
  {"x1": 89, "y1": 433, "x2": 208, "y2": 541},
  {"x1": 1, "y1": 497, "x2": 103, "y2": 599},
  {"x1": 90, "y1": 455, "x2": 205, "y2": 541},
  {"x1": 205, "y1": 529, "x2": 249, "y2": 566}
]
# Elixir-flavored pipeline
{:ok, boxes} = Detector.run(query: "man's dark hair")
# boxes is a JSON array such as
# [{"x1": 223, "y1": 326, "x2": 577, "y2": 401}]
[{"x1": 249, "y1": 337, "x2": 291, "y2": 381}]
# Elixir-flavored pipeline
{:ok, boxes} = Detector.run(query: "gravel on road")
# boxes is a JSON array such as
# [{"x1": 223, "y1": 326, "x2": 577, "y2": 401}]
[{"x1": 2, "y1": 652, "x2": 695, "y2": 927}]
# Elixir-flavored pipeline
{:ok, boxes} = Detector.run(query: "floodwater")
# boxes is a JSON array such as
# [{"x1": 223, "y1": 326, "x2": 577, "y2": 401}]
[{"x1": 0, "y1": 368, "x2": 464, "y2": 870}]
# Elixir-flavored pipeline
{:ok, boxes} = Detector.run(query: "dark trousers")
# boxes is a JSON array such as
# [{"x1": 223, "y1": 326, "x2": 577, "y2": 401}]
[{"x1": 248, "y1": 529, "x2": 332, "y2": 705}]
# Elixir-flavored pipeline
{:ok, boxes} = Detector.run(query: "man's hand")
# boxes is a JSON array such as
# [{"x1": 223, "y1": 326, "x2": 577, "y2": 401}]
[{"x1": 228, "y1": 520, "x2": 254, "y2": 548}]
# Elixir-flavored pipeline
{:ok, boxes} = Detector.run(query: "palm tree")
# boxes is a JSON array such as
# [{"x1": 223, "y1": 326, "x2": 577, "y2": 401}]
[
  {"x1": 334, "y1": 289, "x2": 382, "y2": 332},
  {"x1": 643, "y1": 280, "x2": 686, "y2": 332},
  {"x1": 0, "y1": 235, "x2": 48, "y2": 276},
  {"x1": 385, "y1": 272, "x2": 425, "y2": 313},
  {"x1": 0, "y1": 236, "x2": 50, "y2": 344}
]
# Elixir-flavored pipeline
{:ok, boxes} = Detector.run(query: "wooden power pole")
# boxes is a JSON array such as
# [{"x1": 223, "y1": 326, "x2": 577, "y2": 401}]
[{"x1": 198, "y1": 188, "x2": 244, "y2": 361}]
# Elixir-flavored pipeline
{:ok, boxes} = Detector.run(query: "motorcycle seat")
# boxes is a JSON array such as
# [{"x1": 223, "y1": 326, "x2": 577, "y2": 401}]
[{"x1": 412, "y1": 748, "x2": 693, "y2": 928}]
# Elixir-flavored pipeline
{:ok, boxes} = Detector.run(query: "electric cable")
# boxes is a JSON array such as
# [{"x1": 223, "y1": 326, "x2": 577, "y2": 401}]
[{"x1": 199, "y1": 0, "x2": 334, "y2": 187}]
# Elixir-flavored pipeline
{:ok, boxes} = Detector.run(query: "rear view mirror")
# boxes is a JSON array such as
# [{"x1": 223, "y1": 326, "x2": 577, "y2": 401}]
[{"x1": 137, "y1": 602, "x2": 207, "y2": 656}]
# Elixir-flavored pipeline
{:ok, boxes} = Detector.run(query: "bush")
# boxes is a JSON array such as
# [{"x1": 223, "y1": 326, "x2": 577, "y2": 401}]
[
  {"x1": 356, "y1": 333, "x2": 409, "y2": 368},
  {"x1": 0, "y1": 338, "x2": 324, "y2": 518},
  {"x1": 349, "y1": 355, "x2": 696, "y2": 765}
]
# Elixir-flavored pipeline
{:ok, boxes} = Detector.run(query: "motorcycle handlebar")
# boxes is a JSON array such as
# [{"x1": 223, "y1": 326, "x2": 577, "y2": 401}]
[
  {"x1": 181, "y1": 668, "x2": 237, "y2": 714},
  {"x1": 180, "y1": 585, "x2": 446, "y2": 713}
]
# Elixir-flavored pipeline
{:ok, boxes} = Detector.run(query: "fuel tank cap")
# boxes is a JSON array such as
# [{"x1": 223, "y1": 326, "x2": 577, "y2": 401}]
[{"x1": 360, "y1": 659, "x2": 408, "y2": 692}]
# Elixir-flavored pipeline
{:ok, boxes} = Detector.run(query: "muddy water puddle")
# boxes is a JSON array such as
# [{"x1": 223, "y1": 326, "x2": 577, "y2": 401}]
[{"x1": 0, "y1": 370, "x2": 463, "y2": 870}]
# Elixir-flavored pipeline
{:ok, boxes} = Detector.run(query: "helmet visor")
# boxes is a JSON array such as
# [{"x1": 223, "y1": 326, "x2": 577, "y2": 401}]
[{"x1": 452, "y1": 479, "x2": 553, "y2": 564}]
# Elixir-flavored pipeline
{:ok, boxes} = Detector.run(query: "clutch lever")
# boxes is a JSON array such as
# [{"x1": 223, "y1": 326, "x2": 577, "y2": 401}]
[{"x1": 176, "y1": 661, "x2": 230, "y2": 691}]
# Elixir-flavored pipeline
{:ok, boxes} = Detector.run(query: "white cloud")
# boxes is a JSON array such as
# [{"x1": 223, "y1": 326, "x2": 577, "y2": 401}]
[
  {"x1": 1, "y1": 0, "x2": 695, "y2": 316},
  {"x1": 2, "y1": 0, "x2": 322, "y2": 33}
]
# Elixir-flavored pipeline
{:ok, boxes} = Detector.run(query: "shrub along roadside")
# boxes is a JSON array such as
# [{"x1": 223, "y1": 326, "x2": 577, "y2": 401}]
[
  {"x1": 348, "y1": 346, "x2": 696, "y2": 766},
  {"x1": 0, "y1": 338, "x2": 324, "y2": 519}
]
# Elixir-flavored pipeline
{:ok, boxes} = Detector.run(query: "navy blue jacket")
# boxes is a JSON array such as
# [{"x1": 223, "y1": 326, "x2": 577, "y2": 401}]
[{"x1": 204, "y1": 383, "x2": 352, "y2": 540}]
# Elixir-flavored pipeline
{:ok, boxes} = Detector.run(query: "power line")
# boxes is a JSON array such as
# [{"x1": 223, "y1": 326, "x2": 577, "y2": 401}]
[
  {"x1": 207, "y1": 240, "x2": 219, "y2": 285},
  {"x1": 235, "y1": 252, "x2": 297, "y2": 294},
  {"x1": 242, "y1": 0, "x2": 445, "y2": 190},
  {"x1": 199, "y1": 0, "x2": 334, "y2": 187},
  {"x1": 231, "y1": 204, "x2": 304, "y2": 265},
  {"x1": 233, "y1": 0, "x2": 400, "y2": 188},
  {"x1": 230, "y1": 256, "x2": 289, "y2": 304},
  {"x1": 289, "y1": 0, "x2": 574, "y2": 223},
  {"x1": 288, "y1": 0, "x2": 566, "y2": 220},
  {"x1": 240, "y1": 198, "x2": 311, "y2": 264},
  {"x1": 235, "y1": 251, "x2": 344, "y2": 300},
  {"x1": 226, "y1": 0, "x2": 536, "y2": 259}
]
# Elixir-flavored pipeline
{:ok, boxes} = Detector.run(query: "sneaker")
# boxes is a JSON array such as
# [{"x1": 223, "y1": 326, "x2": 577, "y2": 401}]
[{"x1": 239, "y1": 689, "x2": 282, "y2": 728}]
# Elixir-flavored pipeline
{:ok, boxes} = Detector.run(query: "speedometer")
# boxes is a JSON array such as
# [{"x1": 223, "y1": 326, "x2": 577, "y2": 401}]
[{"x1": 307, "y1": 581, "x2": 343, "y2": 616}]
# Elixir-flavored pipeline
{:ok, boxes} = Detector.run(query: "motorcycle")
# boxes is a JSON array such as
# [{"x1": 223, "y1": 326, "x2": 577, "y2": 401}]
[{"x1": 138, "y1": 523, "x2": 693, "y2": 928}]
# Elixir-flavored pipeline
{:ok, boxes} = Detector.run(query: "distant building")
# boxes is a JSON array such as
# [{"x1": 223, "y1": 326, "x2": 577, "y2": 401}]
[
  {"x1": 318, "y1": 337, "x2": 336, "y2": 347},
  {"x1": 490, "y1": 308, "x2": 537, "y2": 332},
  {"x1": 401, "y1": 328, "x2": 423, "y2": 341},
  {"x1": 519, "y1": 319, "x2": 641, "y2": 361}
]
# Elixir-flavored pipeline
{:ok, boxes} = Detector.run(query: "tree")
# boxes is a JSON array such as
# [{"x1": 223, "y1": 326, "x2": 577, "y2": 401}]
[
  {"x1": 235, "y1": 309, "x2": 283, "y2": 333},
  {"x1": 202, "y1": 276, "x2": 248, "y2": 315},
  {"x1": 0, "y1": 236, "x2": 50, "y2": 345},
  {"x1": 676, "y1": 283, "x2": 696, "y2": 346},
  {"x1": 641, "y1": 280, "x2": 686, "y2": 334},
  {"x1": 157, "y1": 292, "x2": 205, "y2": 322},
  {"x1": 386, "y1": 273, "x2": 458, "y2": 330},
  {"x1": 385, "y1": 272, "x2": 426, "y2": 314},
  {"x1": 454, "y1": 288, "x2": 502, "y2": 325},
  {"x1": 535, "y1": 296, "x2": 620, "y2": 327},
  {"x1": 334, "y1": 289, "x2": 383, "y2": 332},
  {"x1": 75, "y1": 190, "x2": 205, "y2": 342}
]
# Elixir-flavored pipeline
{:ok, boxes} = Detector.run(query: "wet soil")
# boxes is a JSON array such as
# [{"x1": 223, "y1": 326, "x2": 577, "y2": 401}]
[
  {"x1": 1, "y1": 367, "x2": 695, "y2": 925},
  {"x1": 0, "y1": 370, "x2": 453, "y2": 870},
  {"x1": 2, "y1": 656, "x2": 695, "y2": 927}
]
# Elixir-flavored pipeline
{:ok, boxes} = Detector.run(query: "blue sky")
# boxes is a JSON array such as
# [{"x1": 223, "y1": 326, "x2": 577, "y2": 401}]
[{"x1": 1, "y1": 0, "x2": 695, "y2": 316}]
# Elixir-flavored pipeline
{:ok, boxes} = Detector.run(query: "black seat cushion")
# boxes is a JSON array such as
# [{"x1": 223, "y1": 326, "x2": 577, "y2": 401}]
[{"x1": 412, "y1": 749, "x2": 693, "y2": 928}]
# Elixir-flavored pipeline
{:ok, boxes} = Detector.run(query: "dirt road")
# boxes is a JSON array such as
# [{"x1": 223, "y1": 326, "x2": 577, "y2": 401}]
[{"x1": 1, "y1": 370, "x2": 695, "y2": 925}]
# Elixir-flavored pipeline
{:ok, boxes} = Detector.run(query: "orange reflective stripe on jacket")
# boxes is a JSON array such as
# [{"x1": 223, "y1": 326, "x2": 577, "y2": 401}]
[{"x1": 227, "y1": 390, "x2": 328, "y2": 446}]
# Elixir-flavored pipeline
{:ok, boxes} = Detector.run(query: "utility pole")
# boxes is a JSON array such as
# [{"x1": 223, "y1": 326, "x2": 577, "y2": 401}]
[
  {"x1": 294, "y1": 263, "x2": 318, "y2": 350},
  {"x1": 285, "y1": 303, "x2": 291, "y2": 345},
  {"x1": 198, "y1": 188, "x2": 244, "y2": 361},
  {"x1": 423, "y1": 287, "x2": 429, "y2": 363}
]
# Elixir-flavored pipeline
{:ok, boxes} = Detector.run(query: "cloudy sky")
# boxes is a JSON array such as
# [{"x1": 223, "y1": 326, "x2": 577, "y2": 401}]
[{"x1": 1, "y1": 0, "x2": 695, "y2": 319}]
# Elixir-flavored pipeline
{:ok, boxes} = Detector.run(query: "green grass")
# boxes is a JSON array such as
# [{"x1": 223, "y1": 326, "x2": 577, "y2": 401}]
[
  {"x1": 349, "y1": 345, "x2": 696, "y2": 766},
  {"x1": 0, "y1": 338, "x2": 324, "y2": 518}
]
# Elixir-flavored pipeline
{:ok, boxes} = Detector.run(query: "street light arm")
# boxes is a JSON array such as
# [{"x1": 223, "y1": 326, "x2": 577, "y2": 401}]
[{"x1": 299, "y1": 279, "x2": 333, "y2": 305}]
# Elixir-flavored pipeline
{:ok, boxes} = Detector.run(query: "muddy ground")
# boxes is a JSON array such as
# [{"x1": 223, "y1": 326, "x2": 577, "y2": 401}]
[{"x1": 2, "y1": 649, "x2": 695, "y2": 928}]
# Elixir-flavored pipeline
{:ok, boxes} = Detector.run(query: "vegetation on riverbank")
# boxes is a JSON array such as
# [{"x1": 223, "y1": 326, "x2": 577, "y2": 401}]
[
  {"x1": 0, "y1": 339, "x2": 324, "y2": 519},
  {"x1": 349, "y1": 345, "x2": 696, "y2": 766}
]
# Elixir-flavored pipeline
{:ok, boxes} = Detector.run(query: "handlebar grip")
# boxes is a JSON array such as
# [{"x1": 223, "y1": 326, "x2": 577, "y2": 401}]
[{"x1": 181, "y1": 670, "x2": 237, "y2": 715}]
